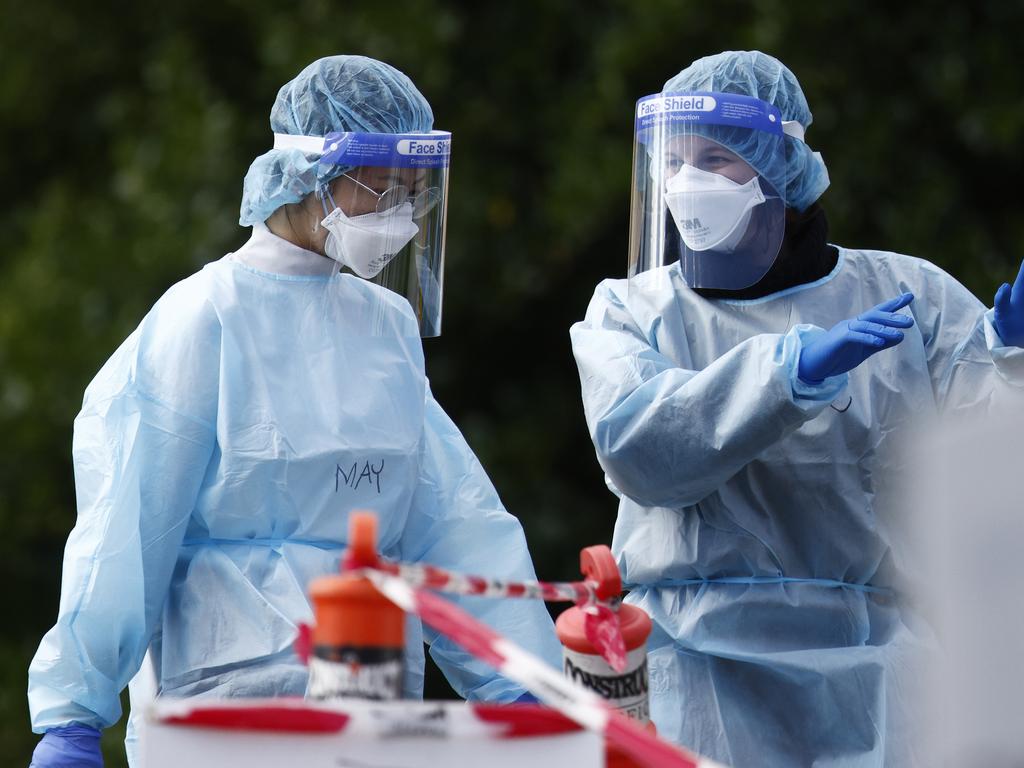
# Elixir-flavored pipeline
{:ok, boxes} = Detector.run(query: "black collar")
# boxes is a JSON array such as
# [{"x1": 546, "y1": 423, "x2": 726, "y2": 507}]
[{"x1": 694, "y1": 204, "x2": 838, "y2": 300}]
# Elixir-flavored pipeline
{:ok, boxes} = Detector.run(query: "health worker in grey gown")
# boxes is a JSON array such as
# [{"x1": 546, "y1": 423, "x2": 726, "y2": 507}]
[
  {"x1": 571, "y1": 50, "x2": 1024, "y2": 767},
  {"x1": 29, "y1": 54, "x2": 561, "y2": 768}
]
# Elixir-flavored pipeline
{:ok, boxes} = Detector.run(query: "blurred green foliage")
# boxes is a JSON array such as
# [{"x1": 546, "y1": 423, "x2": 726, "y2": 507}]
[{"x1": 3, "y1": 0, "x2": 1024, "y2": 763}]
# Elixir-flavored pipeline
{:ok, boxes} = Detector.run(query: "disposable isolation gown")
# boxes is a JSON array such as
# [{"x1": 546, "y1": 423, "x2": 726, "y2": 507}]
[
  {"x1": 571, "y1": 248, "x2": 1024, "y2": 767},
  {"x1": 29, "y1": 223, "x2": 561, "y2": 765}
]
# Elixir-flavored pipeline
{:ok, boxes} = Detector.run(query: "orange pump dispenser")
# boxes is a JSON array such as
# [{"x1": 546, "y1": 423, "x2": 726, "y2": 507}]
[{"x1": 305, "y1": 513, "x2": 405, "y2": 701}]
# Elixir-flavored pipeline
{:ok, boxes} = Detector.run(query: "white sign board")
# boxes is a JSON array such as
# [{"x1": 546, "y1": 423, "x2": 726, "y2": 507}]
[{"x1": 141, "y1": 698, "x2": 604, "y2": 768}]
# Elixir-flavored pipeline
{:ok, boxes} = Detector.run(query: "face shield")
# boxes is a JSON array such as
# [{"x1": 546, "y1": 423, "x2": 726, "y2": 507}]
[
  {"x1": 628, "y1": 92, "x2": 799, "y2": 292},
  {"x1": 274, "y1": 130, "x2": 451, "y2": 337}
]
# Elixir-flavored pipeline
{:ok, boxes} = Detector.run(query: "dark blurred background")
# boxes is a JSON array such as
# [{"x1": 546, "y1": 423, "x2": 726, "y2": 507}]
[{"x1": 3, "y1": 1, "x2": 1024, "y2": 763}]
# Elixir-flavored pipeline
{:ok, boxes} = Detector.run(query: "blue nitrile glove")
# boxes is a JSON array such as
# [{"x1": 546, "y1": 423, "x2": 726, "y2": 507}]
[
  {"x1": 994, "y1": 260, "x2": 1024, "y2": 347},
  {"x1": 29, "y1": 724, "x2": 103, "y2": 768},
  {"x1": 798, "y1": 293, "x2": 915, "y2": 384}
]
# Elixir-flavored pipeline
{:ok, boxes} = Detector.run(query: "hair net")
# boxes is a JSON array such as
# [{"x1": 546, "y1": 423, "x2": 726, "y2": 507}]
[
  {"x1": 664, "y1": 51, "x2": 829, "y2": 211},
  {"x1": 240, "y1": 55, "x2": 434, "y2": 226}
]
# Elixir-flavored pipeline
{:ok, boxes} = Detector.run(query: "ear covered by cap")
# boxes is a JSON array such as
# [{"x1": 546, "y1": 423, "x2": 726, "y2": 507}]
[
  {"x1": 665, "y1": 50, "x2": 829, "y2": 211},
  {"x1": 240, "y1": 55, "x2": 434, "y2": 227}
]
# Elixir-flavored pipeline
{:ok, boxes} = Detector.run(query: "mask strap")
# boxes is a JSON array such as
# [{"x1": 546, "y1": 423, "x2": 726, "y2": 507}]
[
  {"x1": 317, "y1": 183, "x2": 340, "y2": 218},
  {"x1": 781, "y1": 121, "x2": 806, "y2": 141}
]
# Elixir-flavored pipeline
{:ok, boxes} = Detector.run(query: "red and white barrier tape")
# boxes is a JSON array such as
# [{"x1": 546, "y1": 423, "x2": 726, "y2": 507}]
[
  {"x1": 347, "y1": 560, "x2": 628, "y2": 671},
  {"x1": 366, "y1": 570, "x2": 725, "y2": 768},
  {"x1": 353, "y1": 559, "x2": 614, "y2": 606}
]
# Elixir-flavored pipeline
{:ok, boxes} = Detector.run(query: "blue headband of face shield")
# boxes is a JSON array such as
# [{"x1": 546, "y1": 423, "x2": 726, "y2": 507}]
[
  {"x1": 635, "y1": 91, "x2": 805, "y2": 198},
  {"x1": 272, "y1": 130, "x2": 452, "y2": 170},
  {"x1": 274, "y1": 130, "x2": 450, "y2": 220}
]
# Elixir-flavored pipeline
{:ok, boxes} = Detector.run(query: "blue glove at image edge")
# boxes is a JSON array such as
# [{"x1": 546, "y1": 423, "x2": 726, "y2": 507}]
[
  {"x1": 29, "y1": 723, "x2": 103, "y2": 768},
  {"x1": 993, "y1": 260, "x2": 1024, "y2": 348}
]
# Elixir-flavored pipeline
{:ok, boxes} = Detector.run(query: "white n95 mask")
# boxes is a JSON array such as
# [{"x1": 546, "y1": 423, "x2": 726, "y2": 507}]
[
  {"x1": 664, "y1": 165, "x2": 766, "y2": 253},
  {"x1": 321, "y1": 202, "x2": 419, "y2": 279}
]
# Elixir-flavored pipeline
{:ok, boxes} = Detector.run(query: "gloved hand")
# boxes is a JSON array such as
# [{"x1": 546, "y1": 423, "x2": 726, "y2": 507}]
[
  {"x1": 798, "y1": 292, "x2": 915, "y2": 384},
  {"x1": 29, "y1": 724, "x2": 103, "y2": 768},
  {"x1": 993, "y1": 260, "x2": 1024, "y2": 347}
]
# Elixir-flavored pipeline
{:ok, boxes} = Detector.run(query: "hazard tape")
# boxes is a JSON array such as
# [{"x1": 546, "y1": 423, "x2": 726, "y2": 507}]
[
  {"x1": 347, "y1": 560, "x2": 628, "y2": 671},
  {"x1": 353, "y1": 559, "x2": 617, "y2": 607},
  {"x1": 365, "y1": 570, "x2": 726, "y2": 768}
]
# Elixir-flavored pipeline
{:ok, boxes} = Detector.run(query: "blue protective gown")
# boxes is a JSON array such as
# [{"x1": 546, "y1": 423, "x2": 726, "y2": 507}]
[
  {"x1": 29, "y1": 224, "x2": 561, "y2": 765},
  {"x1": 570, "y1": 248, "x2": 1024, "y2": 767}
]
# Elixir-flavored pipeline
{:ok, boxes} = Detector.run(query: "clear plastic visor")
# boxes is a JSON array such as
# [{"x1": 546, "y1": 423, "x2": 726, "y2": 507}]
[
  {"x1": 275, "y1": 130, "x2": 451, "y2": 337},
  {"x1": 627, "y1": 92, "x2": 789, "y2": 293}
]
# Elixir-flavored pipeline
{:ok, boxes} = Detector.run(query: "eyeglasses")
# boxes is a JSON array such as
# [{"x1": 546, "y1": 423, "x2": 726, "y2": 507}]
[{"x1": 340, "y1": 173, "x2": 441, "y2": 219}]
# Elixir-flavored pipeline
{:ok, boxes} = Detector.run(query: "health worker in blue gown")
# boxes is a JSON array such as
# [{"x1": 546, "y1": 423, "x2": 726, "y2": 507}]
[
  {"x1": 571, "y1": 50, "x2": 1024, "y2": 767},
  {"x1": 28, "y1": 54, "x2": 561, "y2": 768}
]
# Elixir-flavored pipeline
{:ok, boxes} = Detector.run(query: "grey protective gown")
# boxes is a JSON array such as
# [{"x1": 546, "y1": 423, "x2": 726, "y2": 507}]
[
  {"x1": 571, "y1": 247, "x2": 1024, "y2": 767},
  {"x1": 29, "y1": 224, "x2": 562, "y2": 765}
]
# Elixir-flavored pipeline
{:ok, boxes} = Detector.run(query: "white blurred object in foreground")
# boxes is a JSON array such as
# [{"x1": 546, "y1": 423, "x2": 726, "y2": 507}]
[
  {"x1": 142, "y1": 698, "x2": 602, "y2": 768},
  {"x1": 912, "y1": 402, "x2": 1024, "y2": 766}
]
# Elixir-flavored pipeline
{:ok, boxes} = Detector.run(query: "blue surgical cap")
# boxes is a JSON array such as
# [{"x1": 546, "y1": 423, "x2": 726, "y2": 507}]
[
  {"x1": 239, "y1": 55, "x2": 434, "y2": 226},
  {"x1": 664, "y1": 51, "x2": 829, "y2": 211}
]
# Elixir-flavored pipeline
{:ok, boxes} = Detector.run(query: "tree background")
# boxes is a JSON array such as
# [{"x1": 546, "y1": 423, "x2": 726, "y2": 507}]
[{"x1": 3, "y1": 1, "x2": 1023, "y2": 763}]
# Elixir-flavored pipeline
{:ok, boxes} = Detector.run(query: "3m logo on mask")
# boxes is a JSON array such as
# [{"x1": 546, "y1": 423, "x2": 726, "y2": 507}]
[
  {"x1": 368, "y1": 253, "x2": 395, "y2": 272},
  {"x1": 677, "y1": 217, "x2": 703, "y2": 231}
]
